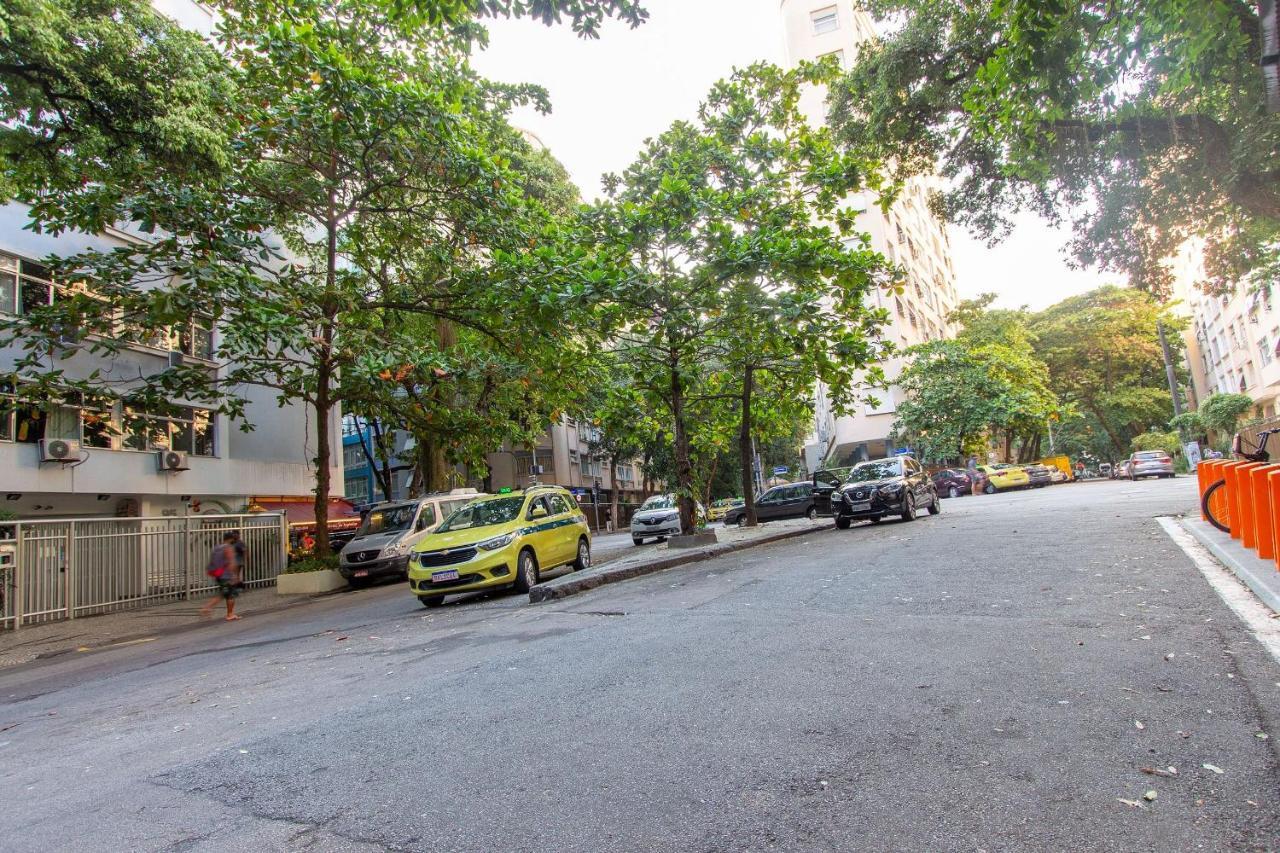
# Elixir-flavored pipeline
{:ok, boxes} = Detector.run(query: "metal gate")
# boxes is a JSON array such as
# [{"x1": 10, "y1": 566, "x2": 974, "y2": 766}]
[{"x1": 0, "y1": 513, "x2": 288, "y2": 630}]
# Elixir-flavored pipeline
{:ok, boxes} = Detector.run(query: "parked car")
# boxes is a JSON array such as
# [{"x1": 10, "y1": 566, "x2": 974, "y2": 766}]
[
  {"x1": 1128, "y1": 450, "x2": 1176, "y2": 479},
  {"x1": 1021, "y1": 463, "x2": 1053, "y2": 488},
  {"x1": 338, "y1": 489, "x2": 485, "y2": 585},
  {"x1": 722, "y1": 482, "x2": 818, "y2": 527},
  {"x1": 1046, "y1": 467, "x2": 1069, "y2": 484},
  {"x1": 407, "y1": 485, "x2": 590, "y2": 607},
  {"x1": 976, "y1": 464, "x2": 1030, "y2": 493},
  {"x1": 830, "y1": 456, "x2": 939, "y2": 528},
  {"x1": 1114, "y1": 460, "x2": 1133, "y2": 479},
  {"x1": 706, "y1": 497, "x2": 743, "y2": 522},
  {"x1": 631, "y1": 493, "x2": 682, "y2": 544},
  {"x1": 931, "y1": 468, "x2": 976, "y2": 498}
]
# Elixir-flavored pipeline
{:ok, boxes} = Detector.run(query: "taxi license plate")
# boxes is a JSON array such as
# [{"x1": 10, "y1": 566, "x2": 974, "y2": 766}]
[
  {"x1": 850, "y1": 501, "x2": 871, "y2": 512},
  {"x1": 353, "y1": 569, "x2": 369, "y2": 578},
  {"x1": 431, "y1": 569, "x2": 459, "y2": 583}
]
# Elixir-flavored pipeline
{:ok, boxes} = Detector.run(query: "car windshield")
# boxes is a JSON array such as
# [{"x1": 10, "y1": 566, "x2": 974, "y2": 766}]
[
  {"x1": 355, "y1": 503, "x2": 417, "y2": 537},
  {"x1": 848, "y1": 460, "x2": 902, "y2": 481},
  {"x1": 1134, "y1": 451, "x2": 1164, "y2": 460},
  {"x1": 641, "y1": 495, "x2": 676, "y2": 510},
  {"x1": 713, "y1": 498, "x2": 740, "y2": 507},
  {"x1": 436, "y1": 497, "x2": 525, "y2": 533}
]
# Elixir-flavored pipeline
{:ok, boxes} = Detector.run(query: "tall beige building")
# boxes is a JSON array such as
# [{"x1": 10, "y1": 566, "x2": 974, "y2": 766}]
[
  {"x1": 1172, "y1": 241, "x2": 1280, "y2": 420},
  {"x1": 779, "y1": 1, "x2": 962, "y2": 468}
]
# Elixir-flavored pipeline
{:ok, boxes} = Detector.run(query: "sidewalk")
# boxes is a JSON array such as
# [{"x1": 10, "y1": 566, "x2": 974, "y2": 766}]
[
  {"x1": 0, "y1": 585, "x2": 333, "y2": 669},
  {"x1": 1180, "y1": 516, "x2": 1280, "y2": 614},
  {"x1": 531, "y1": 516, "x2": 831, "y2": 602}
]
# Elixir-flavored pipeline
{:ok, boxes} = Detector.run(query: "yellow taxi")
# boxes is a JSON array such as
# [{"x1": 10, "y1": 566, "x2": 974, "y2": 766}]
[
  {"x1": 976, "y1": 464, "x2": 1031, "y2": 494},
  {"x1": 407, "y1": 485, "x2": 591, "y2": 607},
  {"x1": 706, "y1": 497, "x2": 743, "y2": 523}
]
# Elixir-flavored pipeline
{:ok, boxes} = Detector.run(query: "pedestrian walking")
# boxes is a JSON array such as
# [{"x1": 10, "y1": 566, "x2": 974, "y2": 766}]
[{"x1": 199, "y1": 533, "x2": 243, "y2": 621}]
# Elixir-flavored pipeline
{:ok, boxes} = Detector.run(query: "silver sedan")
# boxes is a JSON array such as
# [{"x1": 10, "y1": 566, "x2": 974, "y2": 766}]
[{"x1": 1127, "y1": 450, "x2": 1175, "y2": 479}]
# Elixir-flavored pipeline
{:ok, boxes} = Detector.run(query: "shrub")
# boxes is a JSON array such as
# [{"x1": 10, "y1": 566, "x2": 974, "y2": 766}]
[{"x1": 284, "y1": 554, "x2": 340, "y2": 574}]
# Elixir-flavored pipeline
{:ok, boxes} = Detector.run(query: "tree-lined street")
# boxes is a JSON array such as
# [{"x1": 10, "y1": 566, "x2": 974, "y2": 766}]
[{"x1": 3, "y1": 479, "x2": 1277, "y2": 851}]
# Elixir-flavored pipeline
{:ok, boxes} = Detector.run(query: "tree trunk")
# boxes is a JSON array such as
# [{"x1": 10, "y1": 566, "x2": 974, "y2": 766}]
[
  {"x1": 312, "y1": 379, "x2": 333, "y2": 557},
  {"x1": 670, "y1": 354, "x2": 695, "y2": 535},
  {"x1": 739, "y1": 366, "x2": 757, "y2": 526},
  {"x1": 355, "y1": 419, "x2": 392, "y2": 501},
  {"x1": 610, "y1": 452, "x2": 622, "y2": 533}
]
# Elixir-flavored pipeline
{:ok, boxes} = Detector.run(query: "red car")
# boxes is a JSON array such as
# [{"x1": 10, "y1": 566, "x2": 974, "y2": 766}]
[{"x1": 930, "y1": 468, "x2": 988, "y2": 498}]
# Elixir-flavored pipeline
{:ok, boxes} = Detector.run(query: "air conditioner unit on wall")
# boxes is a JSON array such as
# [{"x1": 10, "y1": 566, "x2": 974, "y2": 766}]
[
  {"x1": 40, "y1": 438, "x2": 81, "y2": 463},
  {"x1": 156, "y1": 450, "x2": 189, "y2": 472}
]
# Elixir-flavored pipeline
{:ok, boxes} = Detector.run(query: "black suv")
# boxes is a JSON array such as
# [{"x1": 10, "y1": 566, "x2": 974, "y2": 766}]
[
  {"x1": 722, "y1": 482, "x2": 818, "y2": 526},
  {"x1": 814, "y1": 456, "x2": 939, "y2": 528}
]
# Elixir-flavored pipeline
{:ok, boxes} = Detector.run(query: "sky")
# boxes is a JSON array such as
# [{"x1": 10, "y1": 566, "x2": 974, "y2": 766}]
[{"x1": 472, "y1": 0, "x2": 1114, "y2": 313}]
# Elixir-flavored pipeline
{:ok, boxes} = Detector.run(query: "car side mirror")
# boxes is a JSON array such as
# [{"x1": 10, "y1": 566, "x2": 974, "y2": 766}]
[{"x1": 530, "y1": 506, "x2": 548, "y2": 520}]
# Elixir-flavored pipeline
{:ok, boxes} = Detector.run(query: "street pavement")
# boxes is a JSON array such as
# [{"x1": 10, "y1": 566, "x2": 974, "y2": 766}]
[{"x1": 2, "y1": 477, "x2": 1278, "y2": 851}]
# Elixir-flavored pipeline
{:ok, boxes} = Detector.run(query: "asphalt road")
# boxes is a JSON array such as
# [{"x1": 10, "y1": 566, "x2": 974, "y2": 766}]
[{"x1": 2, "y1": 478, "x2": 1279, "y2": 852}]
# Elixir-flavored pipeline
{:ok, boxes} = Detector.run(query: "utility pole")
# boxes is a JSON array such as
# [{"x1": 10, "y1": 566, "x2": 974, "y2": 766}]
[{"x1": 1157, "y1": 320, "x2": 1184, "y2": 418}]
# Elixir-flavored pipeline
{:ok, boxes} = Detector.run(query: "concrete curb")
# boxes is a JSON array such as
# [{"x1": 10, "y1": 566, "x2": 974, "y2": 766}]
[
  {"x1": 1181, "y1": 517, "x2": 1280, "y2": 614},
  {"x1": 529, "y1": 523, "x2": 830, "y2": 603}
]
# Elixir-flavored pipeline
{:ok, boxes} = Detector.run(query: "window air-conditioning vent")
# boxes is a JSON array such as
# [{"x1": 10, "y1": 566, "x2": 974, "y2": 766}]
[
  {"x1": 40, "y1": 438, "x2": 81, "y2": 463},
  {"x1": 157, "y1": 450, "x2": 189, "y2": 472}
]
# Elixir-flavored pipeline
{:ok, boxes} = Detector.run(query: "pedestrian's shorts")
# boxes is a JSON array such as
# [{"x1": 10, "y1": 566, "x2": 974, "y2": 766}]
[{"x1": 215, "y1": 578, "x2": 242, "y2": 599}]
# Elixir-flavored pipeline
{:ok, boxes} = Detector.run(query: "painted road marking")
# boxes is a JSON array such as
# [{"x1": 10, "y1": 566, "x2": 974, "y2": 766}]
[{"x1": 1158, "y1": 516, "x2": 1280, "y2": 666}]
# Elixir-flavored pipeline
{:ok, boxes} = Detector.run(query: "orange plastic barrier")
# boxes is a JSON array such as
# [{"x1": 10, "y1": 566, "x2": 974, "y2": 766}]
[
  {"x1": 1227, "y1": 462, "x2": 1265, "y2": 542},
  {"x1": 1270, "y1": 469, "x2": 1280, "y2": 570},
  {"x1": 1198, "y1": 461, "x2": 1218, "y2": 520},
  {"x1": 1250, "y1": 465, "x2": 1280, "y2": 558}
]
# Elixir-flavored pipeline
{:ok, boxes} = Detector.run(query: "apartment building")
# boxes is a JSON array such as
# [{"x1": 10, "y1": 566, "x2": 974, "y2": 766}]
[
  {"x1": 0, "y1": 0, "x2": 341, "y2": 520},
  {"x1": 1173, "y1": 243, "x2": 1280, "y2": 419},
  {"x1": 484, "y1": 416, "x2": 647, "y2": 506},
  {"x1": 780, "y1": 1, "x2": 962, "y2": 470}
]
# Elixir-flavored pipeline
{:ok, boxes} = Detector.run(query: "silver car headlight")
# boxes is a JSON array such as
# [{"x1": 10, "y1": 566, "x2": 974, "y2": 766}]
[{"x1": 477, "y1": 532, "x2": 515, "y2": 551}]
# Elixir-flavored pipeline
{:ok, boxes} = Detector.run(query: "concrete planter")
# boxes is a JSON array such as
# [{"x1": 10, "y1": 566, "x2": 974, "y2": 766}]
[
  {"x1": 668, "y1": 531, "x2": 718, "y2": 549},
  {"x1": 276, "y1": 569, "x2": 347, "y2": 595}
]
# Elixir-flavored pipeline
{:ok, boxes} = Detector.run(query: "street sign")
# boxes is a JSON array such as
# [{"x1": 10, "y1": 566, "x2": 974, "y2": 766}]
[{"x1": 772, "y1": 465, "x2": 789, "y2": 476}]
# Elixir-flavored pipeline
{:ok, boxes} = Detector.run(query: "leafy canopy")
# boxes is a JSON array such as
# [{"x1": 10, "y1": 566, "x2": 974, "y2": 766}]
[{"x1": 829, "y1": 1, "x2": 1280, "y2": 297}]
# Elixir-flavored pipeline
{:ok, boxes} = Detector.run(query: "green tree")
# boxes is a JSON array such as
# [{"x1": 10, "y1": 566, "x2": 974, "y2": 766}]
[
  {"x1": 1131, "y1": 430, "x2": 1181, "y2": 457},
  {"x1": 894, "y1": 296, "x2": 1057, "y2": 465},
  {"x1": 828, "y1": 1, "x2": 1280, "y2": 296},
  {"x1": 589, "y1": 63, "x2": 889, "y2": 534},
  {"x1": 1031, "y1": 286, "x2": 1184, "y2": 461},
  {"x1": 0, "y1": 0, "x2": 643, "y2": 554},
  {"x1": 1198, "y1": 392, "x2": 1255, "y2": 434}
]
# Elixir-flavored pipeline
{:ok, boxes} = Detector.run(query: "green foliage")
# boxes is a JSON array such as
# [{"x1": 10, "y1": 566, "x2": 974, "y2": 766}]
[
  {"x1": 283, "y1": 554, "x2": 340, "y2": 574},
  {"x1": 894, "y1": 295, "x2": 1057, "y2": 465},
  {"x1": 1031, "y1": 286, "x2": 1182, "y2": 461},
  {"x1": 587, "y1": 62, "x2": 889, "y2": 531},
  {"x1": 1131, "y1": 430, "x2": 1180, "y2": 457},
  {"x1": 829, "y1": 1, "x2": 1280, "y2": 296},
  {"x1": 1198, "y1": 392, "x2": 1255, "y2": 433},
  {"x1": 1169, "y1": 411, "x2": 1206, "y2": 437}
]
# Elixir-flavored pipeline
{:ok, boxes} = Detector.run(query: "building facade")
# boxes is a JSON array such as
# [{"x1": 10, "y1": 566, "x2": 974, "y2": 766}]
[
  {"x1": 484, "y1": 416, "x2": 646, "y2": 506},
  {"x1": 0, "y1": 0, "x2": 341, "y2": 520},
  {"x1": 779, "y1": 1, "x2": 962, "y2": 469},
  {"x1": 1173, "y1": 242, "x2": 1280, "y2": 420}
]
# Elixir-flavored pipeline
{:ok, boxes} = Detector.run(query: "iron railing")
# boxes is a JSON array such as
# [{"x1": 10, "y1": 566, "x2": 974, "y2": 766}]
[{"x1": 0, "y1": 513, "x2": 288, "y2": 631}]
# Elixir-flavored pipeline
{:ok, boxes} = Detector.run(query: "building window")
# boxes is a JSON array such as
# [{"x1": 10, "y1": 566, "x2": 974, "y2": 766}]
[
  {"x1": 0, "y1": 254, "x2": 56, "y2": 316},
  {"x1": 0, "y1": 384, "x2": 114, "y2": 447},
  {"x1": 811, "y1": 5, "x2": 839, "y2": 34},
  {"x1": 515, "y1": 449, "x2": 554, "y2": 477},
  {"x1": 343, "y1": 443, "x2": 367, "y2": 469},
  {"x1": 1259, "y1": 337, "x2": 1273, "y2": 366},
  {"x1": 818, "y1": 48, "x2": 845, "y2": 67},
  {"x1": 345, "y1": 476, "x2": 370, "y2": 504},
  {"x1": 123, "y1": 406, "x2": 215, "y2": 456}
]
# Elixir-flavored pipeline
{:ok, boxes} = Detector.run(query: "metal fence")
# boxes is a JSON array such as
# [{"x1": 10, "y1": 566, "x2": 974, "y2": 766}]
[{"x1": 0, "y1": 513, "x2": 288, "y2": 631}]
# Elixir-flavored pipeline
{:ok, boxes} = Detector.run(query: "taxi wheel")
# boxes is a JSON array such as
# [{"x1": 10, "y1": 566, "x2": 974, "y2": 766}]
[
  {"x1": 515, "y1": 549, "x2": 540, "y2": 593},
  {"x1": 420, "y1": 595, "x2": 444, "y2": 608},
  {"x1": 573, "y1": 538, "x2": 591, "y2": 572},
  {"x1": 983, "y1": 482, "x2": 996, "y2": 495}
]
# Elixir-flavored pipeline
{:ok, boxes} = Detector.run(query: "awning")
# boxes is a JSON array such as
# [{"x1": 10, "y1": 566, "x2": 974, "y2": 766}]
[{"x1": 247, "y1": 497, "x2": 363, "y2": 530}]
